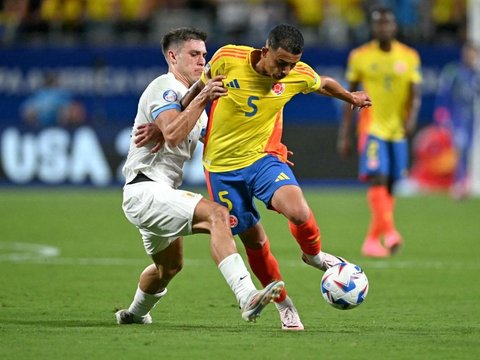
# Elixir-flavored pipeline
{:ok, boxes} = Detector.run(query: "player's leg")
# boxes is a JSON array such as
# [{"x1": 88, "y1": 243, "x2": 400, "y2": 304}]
[
  {"x1": 120, "y1": 182, "x2": 282, "y2": 323},
  {"x1": 239, "y1": 223, "x2": 285, "y2": 299},
  {"x1": 359, "y1": 135, "x2": 391, "y2": 257},
  {"x1": 192, "y1": 199, "x2": 284, "y2": 321},
  {"x1": 252, "y1": 156, "x2": 339, "y2": 330},
  {"x1": 205, "y1": 167, "x2": 286, "y2": 296},
  {"x1": 205, "y1": 165, "x2": 296, "y2": 328},
  {"x1": 192, "y1": 198, "x2": 284, "y2": 321},
  {"x1": 239, "y1": 222, "x2": 303, "y2": 330},
  {"x1": 383, "y1": 140, "x2": 408, "y2": 253},
  {"x1": 251, "y1": 156, "x2": 344, "y2": 270},
  {"x1": 116, "y1": 239, "x2": 182, "y2": 324},
  {"x1": 271, "y1": 184, "x2": 346, "y2": 270}
]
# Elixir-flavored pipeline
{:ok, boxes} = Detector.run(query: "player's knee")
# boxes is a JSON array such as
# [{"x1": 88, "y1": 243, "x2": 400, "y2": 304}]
[
  {"x1": 164, "y1": 261, "x2": 183, "y2": 280},
  {"x1": 208, "y1": 202, "x2": 230, "y2": 225},
  {"x1": 285, "y1": 205, "x2": 311, "y2": 224}
]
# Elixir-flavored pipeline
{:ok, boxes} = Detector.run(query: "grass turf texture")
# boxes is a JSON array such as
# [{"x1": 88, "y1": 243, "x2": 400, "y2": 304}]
[{"x1": 0, "y1": 188, "x2": 479, "y2": 359}]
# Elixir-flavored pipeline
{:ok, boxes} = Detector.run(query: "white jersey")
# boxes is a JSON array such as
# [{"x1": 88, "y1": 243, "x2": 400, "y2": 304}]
[{"x1": 123, "y1": 72, "x2": 207, "y2": 188}]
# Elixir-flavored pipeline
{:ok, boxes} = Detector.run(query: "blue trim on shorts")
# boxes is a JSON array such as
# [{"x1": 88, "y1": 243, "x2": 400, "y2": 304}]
[{"x1": 207, "y1": 155, "x2": 299, "y2": 235}]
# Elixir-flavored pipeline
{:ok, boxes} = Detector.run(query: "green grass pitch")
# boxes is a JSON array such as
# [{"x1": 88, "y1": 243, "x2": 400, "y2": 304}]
[{"x1": 0, "y1": 188, "x2": 479, "y2": 359}]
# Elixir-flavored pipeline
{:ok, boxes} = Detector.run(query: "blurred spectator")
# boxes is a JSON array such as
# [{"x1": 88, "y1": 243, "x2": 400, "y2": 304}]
[
  {"x1": 40, "y1": 0, "x2": 87, "y2": 43},
  {"x1": 247, "y1": 0, "x2": 293, "y2": 45},
  {"x1": 213, "y1": 0, "x2": 251, "y2": 43},
  {"x1": 433, "y1": 42, "x2": 480, "y2": 199},
  {"x1": 406, "y1": 125, "x2": 458, "y2": 194},
  {"x1": 0, "y1": 0, "x2": 470, "y2": 46},
  {"x1": 321, "y1": 0, "x2": 368, "y2": 47},
  {"x1": 20, "y1": 72, "x2": 86, "y2": 129},
  {"x1": 288, "y1": 0, "x2": 323, "y2": 44},
  {"x1": 431, "y1": 0, "x2": 467, "y2": 44},
  {"x1": 0, "y1": 0, "x2": 46, "y2": 44}
]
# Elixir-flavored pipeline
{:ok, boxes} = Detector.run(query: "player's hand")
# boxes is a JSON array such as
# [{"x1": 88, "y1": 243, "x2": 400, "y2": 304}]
[
  {"x1": 201, "y1": 75, "x2": 227, "y2": 101},
  {"x1": 350, "y1": 91, "x2": 372, "y2": 111},
  {"x1": 135, "y1": 123, "x2": 165, "y2": 153}
]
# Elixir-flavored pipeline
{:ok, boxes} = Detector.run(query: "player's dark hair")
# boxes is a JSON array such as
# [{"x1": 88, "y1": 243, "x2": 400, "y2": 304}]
[
  {"x1": 161, "y1": 27, "x2": 207, "y2": 56},
  {"x1": 267, "y1": 24, "x2": 304, "y2": 55}
]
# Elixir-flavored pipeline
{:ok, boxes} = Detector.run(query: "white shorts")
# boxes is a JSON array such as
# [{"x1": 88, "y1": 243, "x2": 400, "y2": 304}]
[{"x1": 122, "y1": 181, "x2": 203, "y2": 255}]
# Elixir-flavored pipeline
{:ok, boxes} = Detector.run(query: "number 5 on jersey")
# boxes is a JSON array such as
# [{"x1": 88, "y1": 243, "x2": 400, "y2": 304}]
[
  {"x1": 218, "y1": 190, "x2": 233, "y2": 211},
  {"x1": 245, "y1": 96, "x2": 259, "y2": 117}
]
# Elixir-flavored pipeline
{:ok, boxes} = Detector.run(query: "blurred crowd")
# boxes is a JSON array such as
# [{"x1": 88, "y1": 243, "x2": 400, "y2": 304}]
[{"x1": 0, "y1": 0, "x2": 468, "y2": 47}]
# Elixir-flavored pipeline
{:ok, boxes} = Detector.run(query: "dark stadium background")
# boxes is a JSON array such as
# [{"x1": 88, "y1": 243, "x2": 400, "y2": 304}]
[{"x1": 0, "y1": 0, "x2": 468, "y2": 186}]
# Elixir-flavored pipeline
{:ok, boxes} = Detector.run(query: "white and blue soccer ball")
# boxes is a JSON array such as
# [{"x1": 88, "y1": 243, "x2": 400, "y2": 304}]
[{"x1": 321, "y1": 262, "x2": 369, "y2": 310}]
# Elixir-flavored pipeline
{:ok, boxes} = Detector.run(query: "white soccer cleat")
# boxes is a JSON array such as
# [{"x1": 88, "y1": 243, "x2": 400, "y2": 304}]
[
  {"x1": 302, "y1": 251, "x2": 348, "y2": 271},
  {"x1": 275, "y1": 297, "x2": 304, "y2": 331},
  {"x1": 241, "y1": 280, "x2": 285, "y2": 322},
  {"x1": 115, "y1": 309, "x2": 152, "y2": 324}
]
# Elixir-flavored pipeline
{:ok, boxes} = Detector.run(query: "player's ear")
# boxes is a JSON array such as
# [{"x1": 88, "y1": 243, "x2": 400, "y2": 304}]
[
  {"x1": 261, "y1": 47, "x2": 269, "y2": 57},
  {"x1": 167, "y1": 49, "x2": 176, "y2": 64}
]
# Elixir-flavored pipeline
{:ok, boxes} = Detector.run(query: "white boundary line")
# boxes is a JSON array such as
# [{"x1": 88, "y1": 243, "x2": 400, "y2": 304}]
[{"x1": 1, "y1": 241, "x2": 478, "y2": 269}]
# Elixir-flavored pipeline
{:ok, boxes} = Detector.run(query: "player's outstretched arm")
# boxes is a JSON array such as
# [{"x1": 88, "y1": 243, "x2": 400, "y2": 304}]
[{"x1": 317, "y1": 76, "x2": 372, "y2": 110}]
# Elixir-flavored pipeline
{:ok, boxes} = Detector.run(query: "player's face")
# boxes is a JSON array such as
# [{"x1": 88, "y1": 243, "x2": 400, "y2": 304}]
[
  {"x1": 262, "y1": 47, "x2": 301, "y2": 80},
  {"x1": 371, "y1": 12, "x2": 397, "y2": 42},
  {"x1": 174, "y1": 39, "x2": 207, "y2": 86}
]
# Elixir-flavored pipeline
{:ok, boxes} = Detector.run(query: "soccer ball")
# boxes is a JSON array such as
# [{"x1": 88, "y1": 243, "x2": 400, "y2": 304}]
[{"x1": 321, "y1": 262, "x2": 369, "y2": 310}]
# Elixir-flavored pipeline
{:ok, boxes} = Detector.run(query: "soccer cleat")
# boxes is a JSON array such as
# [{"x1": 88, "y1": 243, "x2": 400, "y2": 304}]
[
  {"x1": 384, "y1": 231, "x2": 403, "y2": 255},
  {"x1": 115, "y1": 309, "x2": 152, "y2": 324},
  {"x1": 275, "y1": 297, "x2": 304, "y2": 331},
  {"x1": 241, "y1": 280, "x2": 285, "y2": 322},
  {"x1": 302, "y1": 251, "x2": 347, "y2": 271},
  {"x1": 361, "y1": 238, "x2": 389, "y2": 258}
]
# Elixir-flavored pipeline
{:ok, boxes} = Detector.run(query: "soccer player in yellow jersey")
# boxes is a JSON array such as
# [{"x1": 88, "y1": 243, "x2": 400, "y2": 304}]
[
  {"x1": 181, "y1": 24, "x2": 371, "y2": 330},
  {"x1": 338, "y1": 7, "x2": 422, "y2": 258}
]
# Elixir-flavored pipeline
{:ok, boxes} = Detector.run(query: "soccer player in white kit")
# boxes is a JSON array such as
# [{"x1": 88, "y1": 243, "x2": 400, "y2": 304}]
[{"x1": 116, "y1": 28, "x2": 284, "y2": 324}]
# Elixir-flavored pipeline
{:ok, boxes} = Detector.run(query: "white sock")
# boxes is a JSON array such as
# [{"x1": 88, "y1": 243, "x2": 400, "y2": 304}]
[
  {"x1": 218, "y1": 253, "x2": 257, "y2": 308},
  {"x1": 303, "y1": 252, "x2": 324, "y2": 268},
  {"x1": 304, "y1": 251, "x2": 343, "y2": 269},
  {"x1": 128, "y1": 286, "x2": 167, "y2": 317}
]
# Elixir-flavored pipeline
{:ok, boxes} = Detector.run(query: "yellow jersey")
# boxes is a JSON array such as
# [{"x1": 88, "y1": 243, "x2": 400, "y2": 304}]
[
  {"x1": 346, "y1": 40, "x2": 422, "y2": 140},
  {"x1": 200, "y1": 45, "x2": 322, "y2": 172}
]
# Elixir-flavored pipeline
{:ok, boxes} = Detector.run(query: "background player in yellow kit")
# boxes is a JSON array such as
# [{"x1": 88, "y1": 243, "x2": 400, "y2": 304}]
[
  {"x1": 191, "y1": 24, "x2": 371, "y2": 330},
  {"x1": 337, "y1": 7, "x2": 422, "y2": 258}
]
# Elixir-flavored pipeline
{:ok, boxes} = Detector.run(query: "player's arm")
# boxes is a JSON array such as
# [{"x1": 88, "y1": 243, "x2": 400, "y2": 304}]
[
  {"x1": 337, "y1": 81, "x2": 360, "y2": 159},
  {"x1": 135, "y1": 76, "x2": 226, "y2": 150},
  {"x1": 179, "y1": 65, "x2": 213, "y2": 111},
  {"x1": 180, "y1": 79, "x2": 206, "y2": 111},
  {"x1": 404, "y1": 82, "x2": 421, "y2": 137},
  {"x1": 134, "y1": 122, "x2": 165, "y2": 153},
  {"x1": 157, "y1": 75, "x2": 226, "y2": 147},
  {"x1": 317, "y1": 76, "x2": 371, "y2": 109}
]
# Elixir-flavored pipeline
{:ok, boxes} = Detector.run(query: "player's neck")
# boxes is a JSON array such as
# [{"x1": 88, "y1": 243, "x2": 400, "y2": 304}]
[
  {"x1": 377, "y1": 39, "x2": 393, "y2": 52},
  {"x1": 170, "y1": 68, "x2": 191, "y2": 88},
  {"x1": 250, "y1": 49, "x2": 265, "y2": 75}
]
